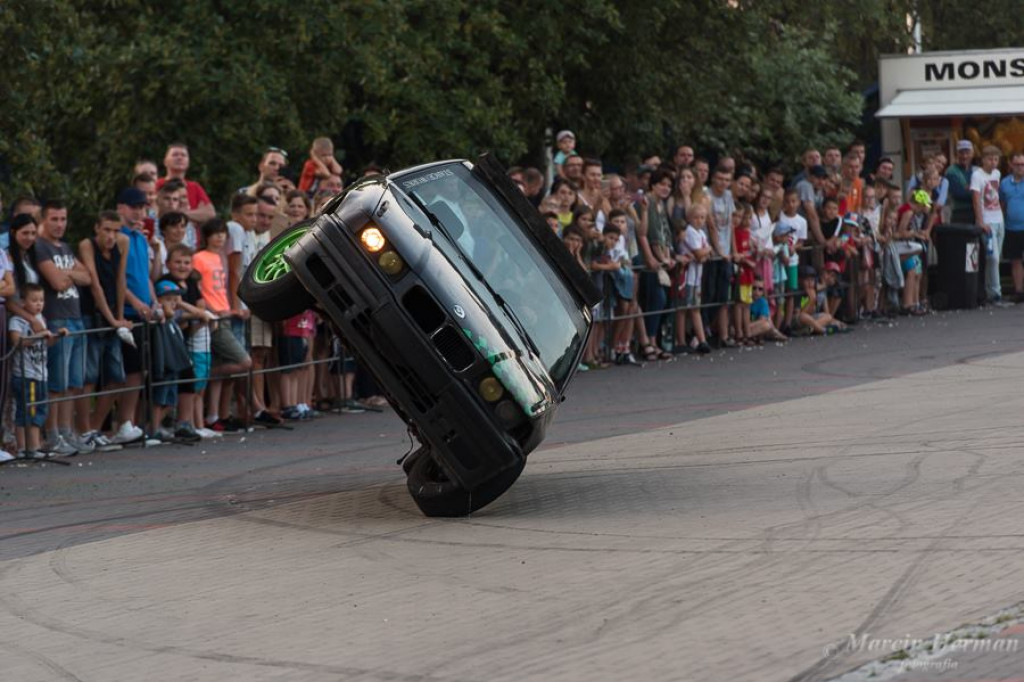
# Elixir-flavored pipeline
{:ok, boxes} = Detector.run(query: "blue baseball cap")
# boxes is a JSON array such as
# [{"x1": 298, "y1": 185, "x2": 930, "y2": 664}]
[{"x1": 155, "y1": 280, "x2": 183, "y2": 297}]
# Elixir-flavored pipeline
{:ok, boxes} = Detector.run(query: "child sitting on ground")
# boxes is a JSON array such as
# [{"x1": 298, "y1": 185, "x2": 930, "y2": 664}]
[
  {"x1": 749, "y1": 277, "x2": 787, "y2": 342},
  {"x1": 675, "y1": 203, "x2": 711, "y2": 354},
  {"x1": 797, "y1": 265, "x2": 847, "y2": 335}
]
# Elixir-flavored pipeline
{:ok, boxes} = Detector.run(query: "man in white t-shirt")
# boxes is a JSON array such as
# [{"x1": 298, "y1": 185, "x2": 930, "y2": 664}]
[{"x1": 971, "y1": 145, "x2": 1005, "y2": 302}]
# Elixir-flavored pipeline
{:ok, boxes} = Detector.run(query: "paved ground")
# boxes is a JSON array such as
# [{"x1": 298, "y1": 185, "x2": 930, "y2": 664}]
[{"x1": 2, "y1": 306, "x2": 1024, "y2": 681}]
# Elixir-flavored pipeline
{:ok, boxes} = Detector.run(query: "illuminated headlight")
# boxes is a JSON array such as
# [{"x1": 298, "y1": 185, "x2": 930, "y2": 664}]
[
  {"x1": 478, "y1": 377, "x2": 504, "y2": 402},
  {"x1": 378, "y1": 250, "x2": 404, "y2": 275},
  {"x1": 360, "y1": 226, "x2": 386, "y2": 252}
]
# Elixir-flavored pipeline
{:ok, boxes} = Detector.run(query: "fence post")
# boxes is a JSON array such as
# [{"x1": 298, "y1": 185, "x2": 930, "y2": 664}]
[
  {"x1": 244, "y1": 316, "x2": 254, "y2": 426},
  {"x1": 141, "y1": 319, "x2": 153, "y2": 442}
]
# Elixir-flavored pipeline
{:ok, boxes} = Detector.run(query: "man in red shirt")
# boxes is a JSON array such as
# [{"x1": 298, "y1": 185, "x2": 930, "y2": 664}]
[{"x1": 155, "y1": 143, "x2": 215, "y2": 225}]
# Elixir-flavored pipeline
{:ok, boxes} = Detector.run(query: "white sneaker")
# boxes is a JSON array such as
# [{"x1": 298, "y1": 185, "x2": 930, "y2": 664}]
[
  {"x1": 44, "y1": 435, "x2": 78, "y2": 457},
  {"x1": 196, "y1": 427, "x2": 222, "y2": 439},
  {"x1": 110, "y1": 421, "x2": 145, "y2": 445},
  {"x1": 0, "y1": 450, "x2": 14, "y2": 463},
  {"x1": 84, "y1": 430, "x2": 121, "y2": 452},
  {"x1": 69, "y1": 433, "x2": 96, "y2": 454}
]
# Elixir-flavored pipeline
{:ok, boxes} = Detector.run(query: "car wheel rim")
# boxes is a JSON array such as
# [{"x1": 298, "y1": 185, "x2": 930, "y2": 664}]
[{"x1": 253, "y1": 227, "x2": 309, "y2": 284}]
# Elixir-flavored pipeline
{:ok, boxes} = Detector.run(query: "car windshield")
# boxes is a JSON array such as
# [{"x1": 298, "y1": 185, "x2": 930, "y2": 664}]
[{"x1": 397, "y1": 163, "x2": 585, "y2": 387}]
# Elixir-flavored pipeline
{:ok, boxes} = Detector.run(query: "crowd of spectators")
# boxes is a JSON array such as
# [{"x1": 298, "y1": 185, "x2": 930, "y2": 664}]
[
  {"x1": 2, "y1": 131, "x2": 1021, "y2": 461},
  {"x1": 0, "y1": 139, "x2": 382, "y2": 461},
  {"x1": 525, "y1": 132, "x2": 1021, "y2": 369}
]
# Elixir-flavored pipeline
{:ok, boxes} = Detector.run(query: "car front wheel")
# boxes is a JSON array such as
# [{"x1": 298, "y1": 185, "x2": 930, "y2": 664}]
[
  {"x1": 239, "y1": 221, "x2": 316, "y2": 321},
  {"x1": 406, "y1": 449, "x2": 525, "y2": 517}
]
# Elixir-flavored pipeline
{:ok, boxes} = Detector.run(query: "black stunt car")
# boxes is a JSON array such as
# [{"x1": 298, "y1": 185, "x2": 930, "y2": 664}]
[{"x1": 240, "y1": 154, "x2": 600, "y2": 516}]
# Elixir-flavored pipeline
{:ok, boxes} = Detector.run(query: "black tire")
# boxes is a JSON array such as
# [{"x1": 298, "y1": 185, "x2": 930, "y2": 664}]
[
  {"x1": 406, "y1": 450, "x2": 526, "y2": 517},
  {"x1": 239, "y1": 222, "x2": 316, "y2": 321}
]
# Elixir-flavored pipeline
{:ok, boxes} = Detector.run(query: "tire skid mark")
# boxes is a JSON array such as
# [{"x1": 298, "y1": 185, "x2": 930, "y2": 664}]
[{"x1": 0, "y1": 557, "x2": 475, "y2": 682}]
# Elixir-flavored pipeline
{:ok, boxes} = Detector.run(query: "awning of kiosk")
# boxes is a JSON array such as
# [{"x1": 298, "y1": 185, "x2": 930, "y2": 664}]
[{"x1": 876, "y1": 85, "x2": 1024, "y2": 118}]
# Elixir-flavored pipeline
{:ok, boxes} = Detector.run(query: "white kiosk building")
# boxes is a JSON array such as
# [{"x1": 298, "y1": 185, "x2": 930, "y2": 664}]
[{"x1": 877, "y1": 47, "x2": 1024, "y2": 182}]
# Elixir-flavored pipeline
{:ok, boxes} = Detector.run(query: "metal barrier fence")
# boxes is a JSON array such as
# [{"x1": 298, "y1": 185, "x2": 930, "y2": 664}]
[
  {"x1": 592, "y1": 243, "x2": 864, "y2": 349},
  {"x1": 0, "y1": 315, "x2": 361, "y2": 445},
  {"x1": 0, "y1": 242, "x2": 885, "y2": 444}
]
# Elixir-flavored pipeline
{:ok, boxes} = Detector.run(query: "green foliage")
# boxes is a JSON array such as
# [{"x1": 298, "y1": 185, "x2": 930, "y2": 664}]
[{"x1": 11, "y1": 0, "x2": 1008, "y2": 234}]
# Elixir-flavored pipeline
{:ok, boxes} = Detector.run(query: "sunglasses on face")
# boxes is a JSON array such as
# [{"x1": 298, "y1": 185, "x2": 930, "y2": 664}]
[{"x1": 266, "y1": 146, "x2": 289, "y2": 161}]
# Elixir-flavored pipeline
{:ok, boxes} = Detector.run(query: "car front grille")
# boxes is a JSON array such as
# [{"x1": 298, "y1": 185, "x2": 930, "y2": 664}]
[{"x1": 432, "y1": 324, "x2": 475, "y2": 372}]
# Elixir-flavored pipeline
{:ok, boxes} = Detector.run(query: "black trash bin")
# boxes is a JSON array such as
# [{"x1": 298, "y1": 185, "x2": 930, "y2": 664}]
[{"x1": 932, "y1": 223, "x2": 983, "y2": 310}]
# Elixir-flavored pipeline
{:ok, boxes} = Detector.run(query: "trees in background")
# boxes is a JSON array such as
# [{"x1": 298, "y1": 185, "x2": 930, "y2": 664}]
[{"x1": 0, "y1": 0, "x2": 1015, "y2": 228}]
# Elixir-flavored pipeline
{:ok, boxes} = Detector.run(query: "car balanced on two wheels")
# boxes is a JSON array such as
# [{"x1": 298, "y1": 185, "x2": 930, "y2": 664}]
[{"x1": 239, "y1": 154, "x2": 600, "y2": 516}]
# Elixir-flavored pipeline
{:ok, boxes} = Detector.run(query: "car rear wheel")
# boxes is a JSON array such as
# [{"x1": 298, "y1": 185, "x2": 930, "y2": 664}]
[
  {"x1": 239, "y1": 222, "x2": 316, "y2": 321},
  {"x1": 406, "y1": 450, "x2": 525, "y2": 517}
]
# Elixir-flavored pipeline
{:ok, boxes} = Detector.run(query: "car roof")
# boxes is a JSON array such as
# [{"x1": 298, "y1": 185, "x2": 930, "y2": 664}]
[{"x1": 387, "y1": 159, "x2": 468, "y2": 182}]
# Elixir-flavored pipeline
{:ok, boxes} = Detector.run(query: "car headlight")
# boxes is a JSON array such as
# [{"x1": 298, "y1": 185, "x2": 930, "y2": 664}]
[
  {"x1": 478, "y1": 376, "x2": 504, "y2": 402},
  {"x1": 360, "y1": 226, "x2": 386, "y2": 252},
  {"x1": 378, "y1": 250, "x2": 404, "y2": 275}
]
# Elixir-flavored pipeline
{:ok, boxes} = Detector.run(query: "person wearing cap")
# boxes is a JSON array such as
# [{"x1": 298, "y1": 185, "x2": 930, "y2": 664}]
[
  {"x1": 893, "y1": 189, "x2": 932, "y2": 315},
  {"x1": 999, "y1": 152, "x2": 1024, "y2": 302},
  {"x1": 553, "y1": 130, "x2": 578, "y2": 180},
  {"x1": 34, "y1": 199, "x2": 92, "y2": 456},
  {"x1": 149, "y1": 279, "x2": 201, "y2": 442},
  {"x1": 947, "y1": 140, "x2": 978, "y2": 224},
  {"x1": 116, "y1": 186, "x2": 159, "y2": 444},
  {"x1": 971, "y1": 145, "x2": 1005, "y2": 303}
]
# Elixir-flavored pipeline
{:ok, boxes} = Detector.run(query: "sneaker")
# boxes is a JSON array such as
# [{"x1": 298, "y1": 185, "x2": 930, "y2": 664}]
[
  {"x1": 253, "y1": 410, "x2": 283, "y2": 426},
  {"x1": 576, "y1": 362, "x2": 589, "y2": 372},
  {"x1": 155, "y1": 427, "x2": 177, "y2": 442},
  {"x1": 616, "y1": 351, "x2": 642, "y2": 365},
  {"x1": 339, "y1": 400, "x2": 366, "y2": 414},
  {"x1": 68, "y1": 432, "x2": 96, "y2": 454},
  {"x1": 220, "y1": 416, "x2": 248, "y2": 432},
  {"x1": 174, "y1": 423, "x2": 202, "y2": 443},
  {"x1": 695, "y1": 342, "x2": 712, "y2": 354},
  {"x1": 44, "y1": 434, "x2": 78, "y2": 457},
  {"x1": 0, "y1": 450, "x2": 14, "y2": 463},
  {"x1": 21, "y1": 450, "x2": 49, "y2": 460},
  {"x1": 196, "y1": 427, "x2": 222, "y2": 439},
  {"x1": 85, "y1": 431, "x2": 121, "y2": 452},
  {"x1": 281, "y1": 406, "x2": 304, "y2": 420},
  {"x1": 208, "y1": 419, "x2": 225, "y2": 432},
  {"x1": 110, "y1": 421, "x2": 145, "y2": 445}
]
